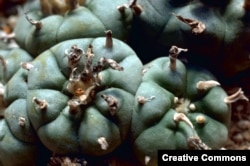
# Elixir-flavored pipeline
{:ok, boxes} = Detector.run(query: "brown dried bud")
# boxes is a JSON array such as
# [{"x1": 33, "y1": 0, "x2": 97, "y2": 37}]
[
  {"x1": 101, "y1": 94, "x2": 118, "y2": 115},
  {"x1": 188, "y1": 136, "x2": 211, "y2": 150},
  {"x1": 105, "y1": 30, "x2": 113, "y2": 48},
  {"x1": 25, "y1": 12, "x2": 42, "y2": 30},
  {"x1": 169, "y1": 46, "x2": 188, "y2": 71},
  {"x1": 65, "y1": 45, "x2": 83, "y2": 69},
  {"x1": 129, "y1": 0, "x2": 143, "y2": 15},
  {"x1": 171, "y1": 13, "x2": 206, "y2": 34},
  {"x1": 32, "y1": 97, "x2": 47, "y2": 110}
]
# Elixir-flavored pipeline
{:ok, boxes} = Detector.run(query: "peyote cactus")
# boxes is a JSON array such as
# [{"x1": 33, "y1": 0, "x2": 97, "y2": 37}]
[
  {"x1": 0, "y1": 48, "x2": 33, "y2": 114},
  {"x1": 127, "y1": 0, "x2": 250, "y2": 78},
  {"x1": 14, "y1": 0, "x2": 133, "y2": 56},
  {"x1": 0, "y1": 48, "x2": 39, "y2": 166},
  {"x1": 25, "y1": 32, "x2": 143, "y2": 157},
  {"x1": 131, "y1": 46, "x2": 249, "y2": 166}
]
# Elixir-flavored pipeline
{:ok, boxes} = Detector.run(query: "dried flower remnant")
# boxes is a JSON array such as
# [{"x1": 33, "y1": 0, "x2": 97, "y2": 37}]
[
  {"x1": 137, "y1": 96, "x2": 155, "y2": 104},
  {"x1": 66, "y1": 44, "x2": 123, "y2": 113},
  {"x1": 117, "y1": 0, "x2": 143, "y2": 15},
  {"x1": 0, "y1": 32, "x2": 15, "y2": 44},
  {"x1": 101, "y1": 94, "x2": 118, "y2": 115},
  {"x1": 173, "y1": 112, "x2": 194, "y2": 129},
  {"x1": 171, "y1": 13, "x2": 206, "y2": 34},
  {"x1": 32, "y1": 97, "x2": 48, "y2": 110},
  {"x1": 224, "y1": 88, "x2": 249, "y2": 104},
  {"x1": 20, "y1": 62, "x2": 34, "y2": 71},
  {"x1": 97, "y1": 137, "x2": 109, "y2": 150},
  {"x1": 145, "y1": 156, "x2": 151, "y2": 165},
  {"x1": 65, "y1": 45, "x2": 84, "y2": 69},
  {"x1": 196, "y1": 80, "x2": 220, "y2": 91},
  {"x1": 40, "y1": 0, "x2": 79, "y2": 16},
  {"x1": 169, "y1": 46, "x2": 188, "y2": 71},
  {"x1": 105, "y1": 30, "x2": 113, "y2": 48},
  {"x1": 48, "y1": 156, "x2": 87, "y2": 166},
  {"x1": 129, "y1": 0, "x2": 143, "y2": 15},
  {"x1": 25, "y1": 11, "x2": 42, "y2": 30},
  {"x1": 18, "y1": 117, "x2": 26, "y2": 127},
  {"x1": 174, "y1": 98, "x2": 190, "y2": 114},
  {"x1": 188, "y1": 136, "x2": 211, "y2": 150}
]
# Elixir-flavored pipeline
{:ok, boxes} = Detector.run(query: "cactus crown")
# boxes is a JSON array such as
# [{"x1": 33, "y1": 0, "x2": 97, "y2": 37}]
[{"x1": 65, "y1": 44, "x2": 123, "y2": 113}]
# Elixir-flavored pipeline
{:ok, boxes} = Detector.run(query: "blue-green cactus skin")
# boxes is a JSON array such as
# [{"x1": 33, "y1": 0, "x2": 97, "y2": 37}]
[
  {"x1": 14, "y1": 0, "x2": 133, "y2": 56},
  {"x1": 26, "y1": 37, "x2": 143, "y2": 156},
  {"x1": 131, "y1": 56, "x2": 231, "y2": 166},
  {"x1": 0, "y1": 49, "x2": 39, "y2": 166}
]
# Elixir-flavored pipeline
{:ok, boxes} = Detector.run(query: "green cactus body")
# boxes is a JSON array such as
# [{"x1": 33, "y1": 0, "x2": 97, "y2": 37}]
[
  {"x1": 131, "y1": 46, "x2": 232, "y2": 166},
  {"x1": 25, "y1": 35, "x2": 143, "y2": 156},
  {"x1": 0, "y1": 49, "x2": 39, "y2": 166},
  {"x1": 128, "y1": 0, "x2": 250, "y2": 78},
  {"x1": 14, "y1": 0, "x2": 133, "y2": 56}
]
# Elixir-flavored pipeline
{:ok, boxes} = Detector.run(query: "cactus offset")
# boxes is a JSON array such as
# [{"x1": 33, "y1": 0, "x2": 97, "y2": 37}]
[{"x1": 131, "y1": 46, "x2": 248, "y2": 166}]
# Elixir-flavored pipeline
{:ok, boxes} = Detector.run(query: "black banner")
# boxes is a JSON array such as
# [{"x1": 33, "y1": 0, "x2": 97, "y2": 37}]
[{"x1": 158, "y1": 150, "x2": 249, "y2": 166}]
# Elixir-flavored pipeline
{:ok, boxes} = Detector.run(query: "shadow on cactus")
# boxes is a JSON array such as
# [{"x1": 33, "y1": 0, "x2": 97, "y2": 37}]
[
  {"x1": 130, "y1": 46, "x2": 249, "y2": 166},
  {"x1": 24, "y1": 31, "x2": 143, "y2": 157},
  {"x1": 127, "y1": 0, "x2": 250, "y2": 78}
]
